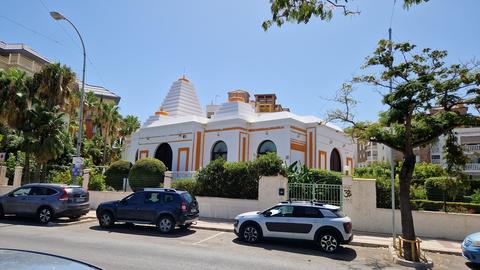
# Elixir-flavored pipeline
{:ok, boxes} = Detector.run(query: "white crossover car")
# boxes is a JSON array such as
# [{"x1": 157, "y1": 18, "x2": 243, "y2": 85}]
[{"x1": 234, "y1": 201, "x2": 353, "y2": 253}]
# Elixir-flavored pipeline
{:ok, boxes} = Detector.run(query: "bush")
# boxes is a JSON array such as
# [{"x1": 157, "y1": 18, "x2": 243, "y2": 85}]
[
  {"x1": 376, "y1": 177, "x2": 399, "y2": 209},
  {"x1": 471, "y1": 189, "x2": 480, "y2": 204},
  {"x1": 128, "y1": 158, "x2": 166, "y2": 191},
  {"x1": 309, "y1": 169, "x2": 342, "y2": 185},
  {"x1": 105, "y1": 160, "x2": 132, "y2": 190},
  {"x1": 411, "y1": 199, "x2": 480, "y2": 214},
  {"x1": 195, "y1": 158, "x2": 260, "y2": 199},
  {"x1": 354, "y1": 162, "x2": 391, "y2": 179},
  {"x1": 425, "y1": 176, "x2": 465, "y2": 202},
  {"x1": 412, "y1": 162, "x2": 445, "y2": 185},
  {"x1": 252, "y1": 152, "x2": 284, "y2": 176},
  {"x1": 88, "y1": 169, "x2": 106, "y2": 191},
  {"x1": 48, "y1": 169, "x2": 72, "y2": 185},
  {"x1": 172, "y1": 178, "x2": 198, "y2": 195},
  {"x1": 410, "y1": 185, "x2": 427, "y2": 200}
]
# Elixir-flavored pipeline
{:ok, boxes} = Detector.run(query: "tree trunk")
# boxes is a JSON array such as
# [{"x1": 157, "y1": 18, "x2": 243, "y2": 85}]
[{"x1": 398, "y1": 152, "x2": 417, "y2": 261}]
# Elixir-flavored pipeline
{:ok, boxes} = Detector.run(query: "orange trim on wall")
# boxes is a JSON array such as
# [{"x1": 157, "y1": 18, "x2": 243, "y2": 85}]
[
  {"x1": 248, "y1": 126, "x2": 284, "y2": 132},
  {"x1": 201, "y1": 132, "x2": 205, "y2": 167},
  {"x1": 290, "y1": 125, "x2": 307, "y2": 134},
  {"x1": 291, "y1": 142, "x2": 306, "y2": 152},
  {"x1": 205, "y1": 127, "x2": 247, "y2": 133},
  {"x1": 176, "y1": 147, "x2": 190, "y2": 171},
  {"x1": 195, "y1": 131, "x2": 202, "y2": 170},
  {"x1": 319, "y1": 151, "x2": 327, "y2": 170},
  {"x1": 242, "y1": 137, "x2": 246, "y2": 161},
  {"x1": 139, "y1": 150, "x2": 149, "y2": 159},
  {"x1": 346, "y1": 157, "x2": 354, "y2": 172}
]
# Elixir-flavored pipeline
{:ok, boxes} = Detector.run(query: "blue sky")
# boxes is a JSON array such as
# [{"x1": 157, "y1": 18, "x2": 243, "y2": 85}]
[{"x1": 1, "y1": 0, "x2": 479, "y2": 125}]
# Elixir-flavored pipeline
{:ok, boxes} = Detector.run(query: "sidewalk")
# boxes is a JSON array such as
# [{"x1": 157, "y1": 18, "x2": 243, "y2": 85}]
[{"x1": 192, "y1": 217, "x2": 462, "y2": 255}]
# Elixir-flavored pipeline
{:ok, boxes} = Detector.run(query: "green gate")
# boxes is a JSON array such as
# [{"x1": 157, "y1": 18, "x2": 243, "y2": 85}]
[{"x1": 288, "y1": 183, "x2": 342, "y2": 207}]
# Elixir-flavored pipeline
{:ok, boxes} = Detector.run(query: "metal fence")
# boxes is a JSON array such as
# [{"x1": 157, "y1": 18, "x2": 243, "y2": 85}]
[
  {"x1": 171, "y1": 171, "x2": 197, "y2": 180},
  {"x1": 288, "y1": 183, "x2": 343, "y2": 207}
]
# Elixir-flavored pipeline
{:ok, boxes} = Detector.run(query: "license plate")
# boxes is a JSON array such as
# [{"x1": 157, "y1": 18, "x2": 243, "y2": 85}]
[{"x1": 75, "y1": 198, "x2": 85, "y2": 203}]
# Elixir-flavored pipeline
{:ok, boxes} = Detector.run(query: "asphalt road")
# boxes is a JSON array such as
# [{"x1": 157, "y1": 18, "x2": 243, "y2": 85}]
[{"x1": 0, "y1": 217, "x2": 473, "y2": 270}]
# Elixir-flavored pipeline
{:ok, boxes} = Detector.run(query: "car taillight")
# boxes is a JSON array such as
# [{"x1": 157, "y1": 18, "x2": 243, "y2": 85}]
[
  {"x1": 59, "y1": 188, "x2": 69, "y2": 201},
  {"x1": 181, "y1": 201, "x2": 187, "y2": 212},
  {"x1": 343, "y1": 222, "x2": 352, "y2": 233}
]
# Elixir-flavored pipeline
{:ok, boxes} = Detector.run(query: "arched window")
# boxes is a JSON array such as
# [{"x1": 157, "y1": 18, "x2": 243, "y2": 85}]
[
  {"x1": 257, "y1": 140, "x2": 277, "y2": 156},
  {"x1": 211, "y1": 141, "x2": 228, "y2": 161}
]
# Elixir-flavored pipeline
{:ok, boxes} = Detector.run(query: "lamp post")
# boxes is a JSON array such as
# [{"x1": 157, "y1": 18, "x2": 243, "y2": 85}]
[{"x1": 50, "y1": 11, "x2": 86, "y2": 184}]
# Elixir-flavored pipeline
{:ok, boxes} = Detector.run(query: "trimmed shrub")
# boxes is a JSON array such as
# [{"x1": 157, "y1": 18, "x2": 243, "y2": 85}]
[
  {"x1": 252, "y1": 152, "x2": 284, "y2": 176},
  {"x1": 195, "y1": 158, "x2": 226, "y2": 198},
  {"x1": 223, "y1": 161, "x2": 258, "y2": 199},
  {"x1": 411, "y1": 199, "x2": 480, "y2": 214},
  {"x1": 172, "y1": 178, "x2": 198, "y2": 195},
  {"x1": 471, "y1": 189, "x2": 480, "y2": 204},
  {"x1": 309, "y1": 169, "x2": 342, "y2": 185},
  {"x1": 105, "y1": 160, "x2": 132, "y2": 190},
  {"x1": 425, "y1": 176, "x2": 465, "y2": 202},
  {"x1": 376, "y1": 177, "x2": 399, "y2": 209},
  {"x1": 354, "y1": 162, "x2": 391, "y2": 179},
  {"x1": 128, "y1": 158, "x2": 166, "y2": 191}
]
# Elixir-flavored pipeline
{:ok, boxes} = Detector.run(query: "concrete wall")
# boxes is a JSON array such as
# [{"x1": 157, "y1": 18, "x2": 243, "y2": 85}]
[{"x1": 342, "y1": 175, "x2": 480, "y2": 241}]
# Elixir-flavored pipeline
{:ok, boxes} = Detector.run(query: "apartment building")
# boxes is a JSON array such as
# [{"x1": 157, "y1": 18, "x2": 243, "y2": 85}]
[{"x1": 0, "y1": 40, "x2": 120, "y2": 138}]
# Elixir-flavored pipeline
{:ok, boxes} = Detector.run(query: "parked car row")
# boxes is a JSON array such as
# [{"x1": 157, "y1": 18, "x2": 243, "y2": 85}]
[{"x1": 1, "y1": 183, "x2": 356, "y2": 253}]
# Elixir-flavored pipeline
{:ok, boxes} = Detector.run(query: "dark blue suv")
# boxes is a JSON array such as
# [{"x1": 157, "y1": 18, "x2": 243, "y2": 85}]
[{"x1": 96, "y1": 188, "x2": 199, "y2": 233}]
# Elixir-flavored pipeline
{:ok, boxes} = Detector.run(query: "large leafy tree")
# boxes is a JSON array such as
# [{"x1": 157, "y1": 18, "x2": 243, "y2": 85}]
[
  {"x1": 263, "y1": 0, "x2": 429, "y2": 30},
  {"x1": 329, "y1": 40, "x2": 480, "y2": 260}
]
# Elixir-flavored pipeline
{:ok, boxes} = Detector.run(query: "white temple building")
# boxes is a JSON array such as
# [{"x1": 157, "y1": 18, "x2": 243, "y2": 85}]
[{"x1": 124, "y1": 76, "x2": 355, "y2": 173}]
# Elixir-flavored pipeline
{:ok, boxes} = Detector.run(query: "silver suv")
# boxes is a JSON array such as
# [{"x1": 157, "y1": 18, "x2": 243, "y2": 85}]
[
  {"x1": 0, "y1": 184, "x2": 89, "y2": 223},
  {"x1": 234, "y1": 201, "x2": 353, "y2": 253}
]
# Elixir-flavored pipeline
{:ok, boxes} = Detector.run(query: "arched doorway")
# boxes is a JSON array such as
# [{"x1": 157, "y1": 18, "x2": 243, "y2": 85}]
[
  {"x1": 155, "y1": 143, "x2": 173, "y2": 170},
  {"x1": 330, "y1": 148, "x2": 342, "y2": 172}
]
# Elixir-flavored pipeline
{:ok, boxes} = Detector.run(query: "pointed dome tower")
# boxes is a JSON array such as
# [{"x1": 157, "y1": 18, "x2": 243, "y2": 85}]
[{"x1": 159, "y1": 75, "x2": 203, "y2": 117}]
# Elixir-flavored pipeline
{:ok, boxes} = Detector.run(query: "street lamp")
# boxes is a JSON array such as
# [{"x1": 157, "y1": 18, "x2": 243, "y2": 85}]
[{"x1": 50, "y1": 11, "x2": 86, "y2": 184}]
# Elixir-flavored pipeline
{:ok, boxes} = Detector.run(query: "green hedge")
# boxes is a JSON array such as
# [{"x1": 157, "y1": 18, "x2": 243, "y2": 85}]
[
  {"x1": 172, "y1": 178, "x2": 197, "y2": 195},
  {"x1": 105, "y1": 160, "x2": 132, "y2": 190},
  {"x1": 128, "y1": 158, "x2": 166, "y2": 191},
  {"x1": 425, "y1": 176, "x2": 465, "y2": 201},
  {"x1": 411, "y1": 199, "x2": 480, "y2": 214},
  {"x1": 254, "y1": 152, "x2": 285, "y2": 176},
  {"x1": 309, "y1": 169, "x2": 342, "y2": 185}
]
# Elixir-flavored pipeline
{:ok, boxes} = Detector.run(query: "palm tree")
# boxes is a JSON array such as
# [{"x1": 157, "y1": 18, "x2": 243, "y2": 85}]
[
  {"x1": 32, "y1": 63, "x2": 76, "y2": 110},
  {"x1": 0, "y1": 69, "x2": 31, "y2": 129},
  {"x1": 95, "y1": 102, "x2": 120, "y2": 164}
]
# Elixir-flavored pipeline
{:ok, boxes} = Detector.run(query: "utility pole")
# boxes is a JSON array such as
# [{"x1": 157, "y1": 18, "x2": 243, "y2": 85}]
[{"x1": 388, "y1": 26, "x2": 396, "y2": 247}]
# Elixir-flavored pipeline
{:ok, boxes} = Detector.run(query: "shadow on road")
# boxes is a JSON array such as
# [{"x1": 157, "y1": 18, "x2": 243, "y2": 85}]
[
  {"x1": 0, "y1": 215, "x2": 80, "y2": 227},
  {"x1": 89, "y1": 223, "x2": 196, "y2": 238},
  {"x1": 232, "y1": 238, "x2": 357, "y2": 261}
]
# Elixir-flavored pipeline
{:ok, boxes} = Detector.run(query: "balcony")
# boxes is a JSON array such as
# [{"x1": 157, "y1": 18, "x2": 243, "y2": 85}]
[
  {"x1": 463, "y1": 144, "x2": 480, "y2": 153},
  {"x1": 464, "y1": 163, "x2": 480, "y2": 172}
]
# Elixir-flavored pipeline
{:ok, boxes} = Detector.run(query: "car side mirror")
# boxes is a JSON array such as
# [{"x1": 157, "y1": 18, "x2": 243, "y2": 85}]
[{"x1": 264, "y1": 211, "x2": 272, "y2": 217}]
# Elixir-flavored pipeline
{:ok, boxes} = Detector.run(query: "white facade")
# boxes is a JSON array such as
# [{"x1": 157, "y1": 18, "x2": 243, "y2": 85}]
[{"x1": 124, "y1": 77, "x2": 355, "y2": 173}]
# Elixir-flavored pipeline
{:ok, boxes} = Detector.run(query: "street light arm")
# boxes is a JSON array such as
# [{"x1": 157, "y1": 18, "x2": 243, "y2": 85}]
[{"x1": 63, "y1": 17, "x2": 86, "y2": 57}]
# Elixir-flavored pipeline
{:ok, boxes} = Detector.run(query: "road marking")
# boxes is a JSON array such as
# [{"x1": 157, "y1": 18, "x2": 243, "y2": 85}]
[{"x1": 193, "y1": 232, "x2": 224, "y2": 245}]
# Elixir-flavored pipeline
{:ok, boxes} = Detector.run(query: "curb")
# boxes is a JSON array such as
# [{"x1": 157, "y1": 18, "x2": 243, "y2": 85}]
[
  {"x1": 389, "y1": 245, "x2": 434, "y2": 269},
  {"x1": 191, "y1": 225, "x2": 462, "y2": 256},
  {"x1": 53, "y1": 217, "x2": 97, "y2": 227}
]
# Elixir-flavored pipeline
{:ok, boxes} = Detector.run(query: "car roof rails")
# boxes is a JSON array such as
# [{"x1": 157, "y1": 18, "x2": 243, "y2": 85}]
[{"x1": 143, "y1": 188, "x2": 177, "y2": 192}]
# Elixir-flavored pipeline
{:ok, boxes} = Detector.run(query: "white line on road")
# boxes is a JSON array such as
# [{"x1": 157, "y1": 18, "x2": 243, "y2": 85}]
[{"x1": 193, "y1": 232, "x2": 224, "y2": 245}]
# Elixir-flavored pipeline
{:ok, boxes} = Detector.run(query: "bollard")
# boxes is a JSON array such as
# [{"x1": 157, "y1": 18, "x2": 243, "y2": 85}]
[
  {"x1": 82, "y1": 169, "x2": 91, "y2": 190},
  {"x1": 0, "y1": 166, "x2": 7, "y2": 186},
  {"x1": 13, "y1": 166, "x2": 23, "y2": 187}
]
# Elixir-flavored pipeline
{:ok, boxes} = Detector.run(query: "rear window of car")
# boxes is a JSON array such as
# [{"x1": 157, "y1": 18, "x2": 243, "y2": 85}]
[
  {"x1": 320, "y1": 209, "x2": 345, "y2": 218},
  {"x1": 181, "y1": 193, "x2": 193, "y2": 203}
]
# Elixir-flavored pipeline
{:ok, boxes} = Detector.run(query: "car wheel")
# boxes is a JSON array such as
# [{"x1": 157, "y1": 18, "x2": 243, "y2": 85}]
[
  {"x1": 38, "y1": 207, "x2": 53, "y2": 224},
  {"x1": 157, "y1": 216, "x2": 175, "y2": 234},
  {"x1": 240, "y1": 223, "x2": 262, "y2": 243},
  {"x1": 318, "y1": 232, "x2": 340, "y2": 253},
  {"x1": 98, "y1": 211, "x2": 114, "y2": 228},
  {"x1": 179, "y1": 223, "x2": 192, "y2": 230}
]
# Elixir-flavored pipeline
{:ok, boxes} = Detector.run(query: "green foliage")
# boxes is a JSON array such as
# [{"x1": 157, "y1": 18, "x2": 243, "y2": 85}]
[
  {"x1": 410, "y1": 185, "x2": 427, "y2": 200},
  {"x1": 354, "y1": 162, "x2": 392, "y2": 179},
  {"x1": 195, "y1": 158, "x2": 261, "y2": 199},
  {"x1": 128, "y1": 158, "x2": 166, "y2": 191},
  {"x1": 412, "y1": 162, "x2": 445, "y2": 185},
  {"x1": 252, "y1": 152, "x2": 284, "y2": 176},
  {"x1": 376, "y1": 177, "x2": 399, "y2": 209},
  {"x1": 443, "y1": 131, "x2": 468, "y2": 175},
  {"x1": 411, "y1": 200, "x2": 480, "y2": 214},
  {"x1": 105, "y1": 160, "x2": 132, "y2": 190},
  {"x1": 172, "y1": 179, "x2": 198, "y2": 195},
  {"x1": 286, "y1": 161, "x2": 341, "y2": 184},
  {"x1": 263, "y1": 0, "x2": 428, "y2": 30},
  {"x1": 88, "y1": 170, "x2": 106, "y2": 191},
  {"x1": 470, "y1": 189, "x2": 480, "y2": 204},
  {"x1": 48, "y1": 169, "x2": 72, "y2": 185},
  {"x1": 425, "y1": 176, "x2": 465, "y2": 202}
]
